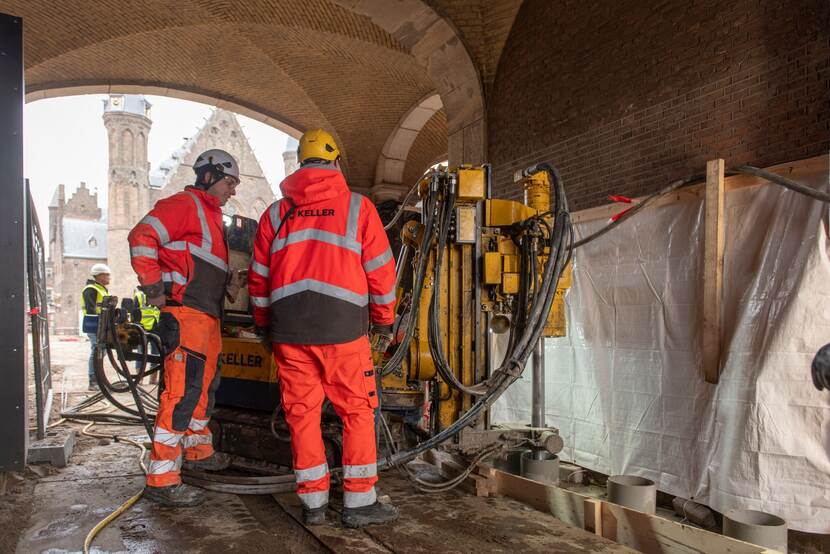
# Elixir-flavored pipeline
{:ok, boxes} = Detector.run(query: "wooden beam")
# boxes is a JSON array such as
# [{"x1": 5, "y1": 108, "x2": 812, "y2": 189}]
[
  {"x1": 584, "y1": 498, "x2": 602, "y2": 535},
  {"x1": 703, "y1": 159, "x2": 725, "y2": 383},
  {"x1": 487, "y1": 467, "x2": 778, "y2": 554}
]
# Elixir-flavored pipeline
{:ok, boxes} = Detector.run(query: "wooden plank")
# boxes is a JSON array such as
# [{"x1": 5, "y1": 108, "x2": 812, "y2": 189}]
[
  {"x1": 584, "y1": 498, "x2": 602, "y2": 535},
  {"x1": 491, "y1": 467, "x2": 585, "y2": 527},
  {"x1": 703, "y1": 158, "x2": 725, "y2": 384},
  {"x1": 272, "y1": 492, "x2": 393, "y2": 554},
  {"x1": 368, "y1": 472, "x2": 637, "y2": 553},
  {"x1": 488, "y1": 467, "x2": 777, "y2": 554}
]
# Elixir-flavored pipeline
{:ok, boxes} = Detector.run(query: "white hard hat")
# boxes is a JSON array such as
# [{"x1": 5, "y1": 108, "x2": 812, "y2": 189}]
[
  {"x1": 193, "y1": 149, "x2": 240, "y2": 180},
  {"x1": 91, "y1": 263, "x2": 111, "y2": 276}
]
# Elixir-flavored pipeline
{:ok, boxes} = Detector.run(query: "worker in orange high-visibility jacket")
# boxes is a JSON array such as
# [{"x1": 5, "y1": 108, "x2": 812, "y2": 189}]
[
  {"x1": 128, "y1": 148, "x2": 244, "y2": 508},
  {"x1": 249, "y1": 129, "x2": 398, "y2": 528}
]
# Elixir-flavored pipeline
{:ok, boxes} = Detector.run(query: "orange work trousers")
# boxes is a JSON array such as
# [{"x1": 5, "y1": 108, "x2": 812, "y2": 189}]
[
  {"x1": 272, "y1": 335, "x2": 379, "y2": 510},
  {"x1": 146, "y1": 306, "x2": 222, "y2": 487}
]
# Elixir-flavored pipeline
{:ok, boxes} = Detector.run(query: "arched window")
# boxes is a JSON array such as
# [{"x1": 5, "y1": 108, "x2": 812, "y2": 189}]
[
  {"x1": 121, "y1": 129, "x2": 134, "y2": 165},
  {"x1": 252, "y1": 198, "x2": 267, "y2": 219},
  {"x1": 137, "y1": 133, "x2": 146, "y2": 164},
  {"x1": 223, "y1": 199, "x2": 242, "y2": 220}
]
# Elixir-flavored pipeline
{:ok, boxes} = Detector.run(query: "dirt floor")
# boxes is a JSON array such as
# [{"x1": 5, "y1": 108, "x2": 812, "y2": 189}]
[
  {"x1": 5, "y1": 336, "x2": 638, "y2": 554},
  {"x1": 8, "y1": 337, "x2": 827, "y2": 553}
]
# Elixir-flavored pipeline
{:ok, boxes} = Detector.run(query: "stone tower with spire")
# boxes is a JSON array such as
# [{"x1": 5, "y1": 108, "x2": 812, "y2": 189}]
[{"x1": 103, "y1": 94, "x2": 152, "y2": 299}]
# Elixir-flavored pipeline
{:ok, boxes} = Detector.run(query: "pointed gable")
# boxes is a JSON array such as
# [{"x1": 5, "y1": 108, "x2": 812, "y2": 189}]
[{"x1": 149, "y1": 108, "x2": 275, "y2": 220}]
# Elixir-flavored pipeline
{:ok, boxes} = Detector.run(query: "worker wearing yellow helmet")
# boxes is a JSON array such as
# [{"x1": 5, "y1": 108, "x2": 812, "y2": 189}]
[
  {"x1": 296, "y1": 128, "x2": 342, "y2": 167},
  {"x1": 250, "y1": 129, "x2": 398, "y2": 527}
]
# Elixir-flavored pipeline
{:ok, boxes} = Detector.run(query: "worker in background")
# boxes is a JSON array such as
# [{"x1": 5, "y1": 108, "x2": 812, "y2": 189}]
[
  {"x1": 249, "y1": 130, "x2": 398, "y2": 528},
  {"x1": 82, "y1": 263, "x2": 111, "y2": 391},
  {"x1": 134, "y1": 288, "x2": 161, "y2": 378},
  {"x1": 128, "y1": 148, "x2": 244, "y2": 507}
]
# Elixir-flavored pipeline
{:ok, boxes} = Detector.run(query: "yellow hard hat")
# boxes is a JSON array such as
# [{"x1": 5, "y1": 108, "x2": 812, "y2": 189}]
[{"x1": 298, "y1": 129, "x2": 340, "y2": 164}]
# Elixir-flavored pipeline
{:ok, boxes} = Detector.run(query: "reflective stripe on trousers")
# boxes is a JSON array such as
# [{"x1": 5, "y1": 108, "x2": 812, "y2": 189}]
[
  {"x1": 298, "y1": 490, "x2": 329, "y2": 510},
  {"x1": 273, "y1": 336, "x2": 379, "y2": 509},
  {"x1": 344, "y1": 487, "x2": 377, "y2": 508},
  {"x1": 146, "y1": 306, "x2": 221, "y2": 488}
]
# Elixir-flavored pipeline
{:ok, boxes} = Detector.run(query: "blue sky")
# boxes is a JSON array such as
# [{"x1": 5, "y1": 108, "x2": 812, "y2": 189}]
[{"x1": 24, "y1": 94, "x2": 291, "y2": 241}]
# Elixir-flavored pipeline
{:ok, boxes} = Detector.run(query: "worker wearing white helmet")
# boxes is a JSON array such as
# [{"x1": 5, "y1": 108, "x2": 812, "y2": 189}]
[
  {"x1": 82, "y1": 263, "x2": 111, "y2": 390},
  {"x1": 128, "y1": 148, "x2": 244, "y2": 507}
]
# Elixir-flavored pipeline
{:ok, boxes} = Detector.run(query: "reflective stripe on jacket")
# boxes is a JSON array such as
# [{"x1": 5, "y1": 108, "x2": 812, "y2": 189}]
[
  {"x1": 128, "y1": 186, "x2": 229, "y2": 318},
  {"x1": 82, "y1": 280, "x2": 107, "y2": 315},
  {"x1": 248, "y1": 167, "x2": 396, "y2": 344},
  {"x1": 134, "y1": 290, "x2": 161, "y2": 330}
]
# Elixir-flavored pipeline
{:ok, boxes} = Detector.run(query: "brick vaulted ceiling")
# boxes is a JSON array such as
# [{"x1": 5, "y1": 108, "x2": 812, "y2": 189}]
[{"x1": 2, "y1": 0, "x2": 523, "y2": 195}]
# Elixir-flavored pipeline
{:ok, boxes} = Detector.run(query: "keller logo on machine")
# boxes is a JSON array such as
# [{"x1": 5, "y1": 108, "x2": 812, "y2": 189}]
[
  {"x1": 219, "y1": 339, "x2": 276, "y2": 383},
  {"x1": 220, "y1": 351, "x2": 264, "y2": 368}
]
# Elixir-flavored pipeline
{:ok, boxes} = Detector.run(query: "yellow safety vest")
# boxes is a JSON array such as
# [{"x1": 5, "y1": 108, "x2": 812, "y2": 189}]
[
  {"x1": 82, "y1": 282, "x2": 108, "y2": 315},
  {"x1": 134, "y1": 291, "x2": 160, "y2": 331}
]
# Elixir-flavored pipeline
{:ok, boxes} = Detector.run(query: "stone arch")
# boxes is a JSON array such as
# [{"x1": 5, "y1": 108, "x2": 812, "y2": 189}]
[
  {"x1": 373, "y1": 93, "x2": 444, "y2": 201},
  {"x1": 224, "y1": 199, "x2": 243, "y2": 218},
  {"x1": 332, "y1": 1, "x2": 486, "y2": 166},
  {"x1": 251, "y1": 198, "x2": 268, "y2": 220}
]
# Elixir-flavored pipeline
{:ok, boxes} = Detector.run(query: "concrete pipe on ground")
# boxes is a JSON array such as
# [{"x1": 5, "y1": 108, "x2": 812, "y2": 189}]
[
  {"x1": 520, "y1": 451, "x2": 559, "y2": 485},
  {"x1": 606, "y1": 475, "x2": 657, "y2": 514},
  {"x1": 723, "y1": 509, "x2": 788, "y2": 552},
  {"x1": 491, "y1": 448, "x2": 529, "y2": 475}
]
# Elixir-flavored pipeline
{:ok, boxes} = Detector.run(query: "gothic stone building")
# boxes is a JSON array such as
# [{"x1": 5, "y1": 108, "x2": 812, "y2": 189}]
[
  {"x1": 47, "y1": 182, "x2": 108, "y2": 335},
  {"x1": 48, "y1": 94, "x2": 282, "y2": 334}
]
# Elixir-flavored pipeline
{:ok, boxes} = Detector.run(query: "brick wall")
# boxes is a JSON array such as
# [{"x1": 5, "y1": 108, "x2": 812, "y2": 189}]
[{"x1": 488, "y1": 0, "x2": 830, "y2": 209}]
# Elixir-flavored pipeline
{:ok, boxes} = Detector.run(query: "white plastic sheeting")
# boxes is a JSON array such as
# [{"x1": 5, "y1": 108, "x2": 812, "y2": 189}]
[{"x1": 491, "y1": 166, "x2": 830, "y2": 532}]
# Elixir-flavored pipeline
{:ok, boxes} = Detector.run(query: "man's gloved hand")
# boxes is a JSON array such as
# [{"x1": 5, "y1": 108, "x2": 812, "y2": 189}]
[
  {"x1": 141, "y1": 281, "x2": 166, "y2": 307},
  {"x1": 811, "y1": 343, "x2": 830, "y2": 391},
  {"x1": 369, "y1": 323, "x2": 394, "y2": 355},
  {"x1": 225, "y1": 269, "x2": 245, "y2": 303},
  {"x1": 147, "y1": 295, "x2": 166, "y2": 308},
  {"x1": 255, "y1": 325, "x2": 271, "y2": 353}
]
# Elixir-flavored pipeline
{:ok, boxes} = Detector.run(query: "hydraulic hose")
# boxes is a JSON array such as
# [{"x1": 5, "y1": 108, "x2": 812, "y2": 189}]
[
  {"x1": 380, "y1": 176, "x2": 441, "y2": 376},
  {"x1": 95, "y1": 334, "x2": 158, "y2": 420},
  {"x1": 382, "y1": 164, "x2": 572, "y2": 468},
  {"x1": 111, "y1": 321, "x2": 155, "y2": 438},
  {"x1": 426, "y1": 185, "x2": 489, "y2": 397}
]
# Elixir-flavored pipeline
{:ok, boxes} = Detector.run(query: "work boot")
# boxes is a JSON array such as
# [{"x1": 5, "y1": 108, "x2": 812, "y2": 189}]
[
  {"x1": 87, "y1": 379, "x2": 99, "y2": 391},
  {"x1": 303, "y1": 505, "x2": 327, "y2": 526},
  {"x1": 182, "y1": 452, "x2": 231, "y2": 472},
  {"x1": 143, "y1": 483, "x2": 204, "y2": 507},
  {"x1": 341, "y1": 501, "x2": 399, "y2": 528}
]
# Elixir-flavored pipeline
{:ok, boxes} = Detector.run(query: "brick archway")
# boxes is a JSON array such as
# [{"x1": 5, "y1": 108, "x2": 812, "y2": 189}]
[
  {"x1": 333, "y1": 0, "x2": 486, "y2": 168},
  {"x1": 373, "y1": 93, "x2": 446, "y2": 201},
  {"x1": 7, "y1": 0, "x2": 489, "y2": 194}
]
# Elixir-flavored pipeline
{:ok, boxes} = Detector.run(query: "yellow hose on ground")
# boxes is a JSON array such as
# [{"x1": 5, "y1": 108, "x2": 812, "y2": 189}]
[
  {"x1": 80, "y1": 421, "x2": 148, "y2": 553},
  {"x1": 82, "y1": 489, "x2": 144, "y2": 553}
]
